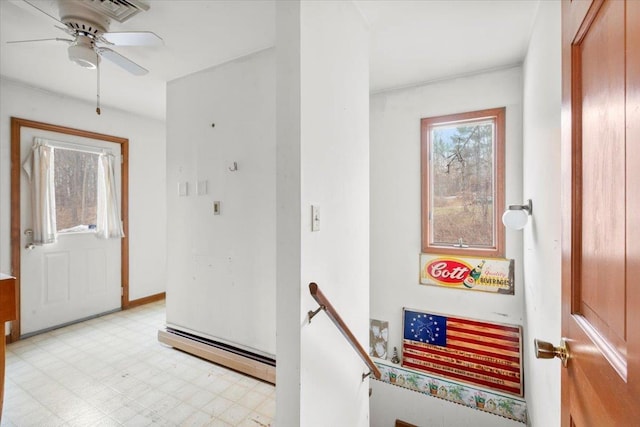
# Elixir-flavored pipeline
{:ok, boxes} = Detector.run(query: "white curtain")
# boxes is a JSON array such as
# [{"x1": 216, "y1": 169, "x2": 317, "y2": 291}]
[
  {"x1": 96, "y1": 152, "x2": 124, "y2": 239},
  {"x1": 23, "y1": 138, "x2": 57, "y2": 245}
]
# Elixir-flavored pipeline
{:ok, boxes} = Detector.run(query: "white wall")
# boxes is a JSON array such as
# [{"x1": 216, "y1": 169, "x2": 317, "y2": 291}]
[
  {"x1": 371, "y1": 381, "x2": 523, "y2": 427},
  {"x1": 521, "y1": 2, "x2": 562, "y2": 426},
  {"x1": 276, "y1": 1, "x2": 370, "y2": 426},
  {"x1": 275, "y1": 1, "x2": 302, "y2": 424},
  {"x1": 165, "y1": 49, "x2": 276, "y2": 356},
  {"x1": 0, "y1": 78, "x2": 167, "y2": 304},
  {"x1": 369, "y1": 67, "x2": 524, "y2": 426}
]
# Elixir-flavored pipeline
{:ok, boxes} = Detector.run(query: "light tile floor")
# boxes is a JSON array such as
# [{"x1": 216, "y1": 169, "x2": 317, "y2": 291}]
[{"x1": 1, "y1": 301, "x2": 275, "y2": 427}]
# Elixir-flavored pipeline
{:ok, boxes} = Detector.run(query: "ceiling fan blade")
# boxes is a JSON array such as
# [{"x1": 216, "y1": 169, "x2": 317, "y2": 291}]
[
  {"x1": 97, "y1": 47, "x2": 148, "y2": 76},
  {"x1": 101, "y1": 31, "x2": 163, "y2": 46},
  {"x1": 6, "y1": 37, "x2": 73, "y2": 44},
  {"x1": 20, "y1": 0, "x2": 64, "y2": 25}
]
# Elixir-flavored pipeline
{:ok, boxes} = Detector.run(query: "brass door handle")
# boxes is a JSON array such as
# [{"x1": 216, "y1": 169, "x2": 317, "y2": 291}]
[{"x1": 534, "y1": 338, "x2": 569, "y2": 367}]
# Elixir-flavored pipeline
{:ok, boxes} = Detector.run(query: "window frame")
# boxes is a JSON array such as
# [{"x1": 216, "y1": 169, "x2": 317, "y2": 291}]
[{"x1": 420, "y1": 107, "x2": 506, "y2": 258}]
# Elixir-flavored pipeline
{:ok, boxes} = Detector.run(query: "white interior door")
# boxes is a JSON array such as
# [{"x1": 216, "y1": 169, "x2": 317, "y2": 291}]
[{"x1": 19, "y1": 127, "x2": 122, "y2": 336}]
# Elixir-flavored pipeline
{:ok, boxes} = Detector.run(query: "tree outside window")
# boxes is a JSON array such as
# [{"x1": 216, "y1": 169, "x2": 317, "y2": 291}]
[{"x1": 54, "y1": 148, "x2": 100, "y2": 233}]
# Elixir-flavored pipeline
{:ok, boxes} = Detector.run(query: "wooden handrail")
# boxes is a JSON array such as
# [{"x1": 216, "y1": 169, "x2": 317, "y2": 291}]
[{"x1": 308, "y1": 282, "x2": 381, "y2": 380}]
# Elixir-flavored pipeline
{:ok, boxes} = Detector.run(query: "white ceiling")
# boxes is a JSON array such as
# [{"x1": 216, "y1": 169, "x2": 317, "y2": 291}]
[{"x1": 0, "y1": 0, "x2": 539, "y2": 121}]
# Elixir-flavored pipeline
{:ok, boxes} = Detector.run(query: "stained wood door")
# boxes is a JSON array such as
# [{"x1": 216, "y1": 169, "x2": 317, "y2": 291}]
[{"x1": 561, "y1": 0, "x2": 640, "y2": 425}]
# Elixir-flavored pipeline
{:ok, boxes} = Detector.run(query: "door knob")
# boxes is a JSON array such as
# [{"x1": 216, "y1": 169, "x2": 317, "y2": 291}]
[{"x1": 534, "y1": 338, "x2": 569, "y2": 367}]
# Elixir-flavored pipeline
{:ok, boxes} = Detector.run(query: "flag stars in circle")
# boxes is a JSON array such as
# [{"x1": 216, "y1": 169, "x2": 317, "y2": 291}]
[{"x1": 409, "y1": 314, "x2": 441, "y2": 342}]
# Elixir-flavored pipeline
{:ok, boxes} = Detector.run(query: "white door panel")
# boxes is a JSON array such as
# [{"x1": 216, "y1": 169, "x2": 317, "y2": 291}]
[{"x1": 20, "y1": 127, "x2": 121, "y2": 336}]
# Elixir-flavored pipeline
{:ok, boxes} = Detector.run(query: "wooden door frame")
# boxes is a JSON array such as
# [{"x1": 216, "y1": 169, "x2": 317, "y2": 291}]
[{"x1": 9, "y1": 117, "x2": 130, "y2": 342}]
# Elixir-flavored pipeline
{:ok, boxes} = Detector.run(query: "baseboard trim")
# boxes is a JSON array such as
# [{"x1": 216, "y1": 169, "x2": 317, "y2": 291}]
[
  {"x1": 127, "y1": 292, "x2": 165, "y2": 309},
  {"x1": 158, "y1": 329, "x2": 276, "y2": 384}
]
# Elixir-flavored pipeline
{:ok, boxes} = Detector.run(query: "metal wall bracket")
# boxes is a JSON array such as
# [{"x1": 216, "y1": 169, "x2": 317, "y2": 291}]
[{"x1": 307, "y1": 305, "x2": 326, "y2": 323}]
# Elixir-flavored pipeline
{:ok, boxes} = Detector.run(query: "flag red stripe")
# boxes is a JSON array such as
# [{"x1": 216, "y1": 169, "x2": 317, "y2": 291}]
[
  {"x1": 447, "y1": 317, "x2": 521, "y2": 333},
  {"x1": 445, "y1": 341, "x2": 520, "y2": 362},
  {"x1": 403, "y1": 343, "x2": 521, "y2": 372},
  {"x1": 447, "y1": 320, "x2": 520, "y2": 337},
  {"x1": 403, "y1": 360, "x2": 522, "y2": 395},
  {"x1": 404, "y1": 354, "x2": 521, "y2": 385},
  {"x1": 403, "y1": 351, "x2": 521, "y2": 382},
  {"x1": 447, "y1": 321, "x2": 521, "y2": 337},
  {"x1": 406, "y1": 339, "x2": 521, "y2": 363},
  {"x1": 446, "y1": 325, "x2": 521, "y2": 343},
  {"x1": 445, "y1": 335, "x2": 521, "y2": 352}
]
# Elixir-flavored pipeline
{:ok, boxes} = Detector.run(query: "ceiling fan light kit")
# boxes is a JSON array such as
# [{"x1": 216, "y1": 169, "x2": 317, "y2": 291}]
[{"x1": 68, "y1": 35, "x2": 98, "y2": 69}]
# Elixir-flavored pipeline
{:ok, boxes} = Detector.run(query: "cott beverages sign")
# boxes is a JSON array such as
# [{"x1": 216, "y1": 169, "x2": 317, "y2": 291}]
[
  {"x1": 426, "y1": 259, "x2": 471, "y2": 284},
  {"x1": 420, "y1": 254, "x2": 515, "y2": 294}
]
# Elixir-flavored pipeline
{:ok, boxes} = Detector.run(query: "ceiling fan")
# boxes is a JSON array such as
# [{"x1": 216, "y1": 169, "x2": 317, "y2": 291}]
[
  {"x1": 8, "y1": 0, "x2": 163, "y2": 75},
  {"x1": 7, "y1": 0, "x2": 163, "y2": 114}
]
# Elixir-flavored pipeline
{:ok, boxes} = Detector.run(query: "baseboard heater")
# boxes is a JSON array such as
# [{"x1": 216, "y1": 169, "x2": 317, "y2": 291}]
[{"x1": 158, "y1": 327, "x2": 276, "y2": 384}]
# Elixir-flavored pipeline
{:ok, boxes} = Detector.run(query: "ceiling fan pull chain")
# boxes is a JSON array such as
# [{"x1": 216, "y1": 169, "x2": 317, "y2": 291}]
[{"x1": 96, "y1": 57, "x2": 101, "y2": 115}]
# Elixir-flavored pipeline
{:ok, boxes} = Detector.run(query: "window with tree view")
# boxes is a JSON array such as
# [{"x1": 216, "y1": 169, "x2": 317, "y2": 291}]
[
  {"x1": 421, "y1": 107, "x2": 505, "y2": 257},
  {"x1": 54, "y1": 147, "x2": 100, "y2": 233}
]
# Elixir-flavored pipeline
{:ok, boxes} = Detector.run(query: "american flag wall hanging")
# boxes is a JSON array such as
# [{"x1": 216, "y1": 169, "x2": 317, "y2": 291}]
[{"x1": 402, "y1": 308, "x2": 523, "y2": 397}]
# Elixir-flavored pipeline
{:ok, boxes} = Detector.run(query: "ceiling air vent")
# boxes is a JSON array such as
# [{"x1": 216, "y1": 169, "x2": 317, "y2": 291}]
[{"x1": 78, "y1": 0, "x2": 150, "y2": 23}]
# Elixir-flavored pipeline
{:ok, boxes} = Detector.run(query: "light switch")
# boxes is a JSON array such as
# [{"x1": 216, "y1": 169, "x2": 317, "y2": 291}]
[
  {"x1": 311, "y1": 205, "x2": 320, "y2": 231},
  {"x1": 213, "y1": 201, "x2": 221, "y2": 215}
]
